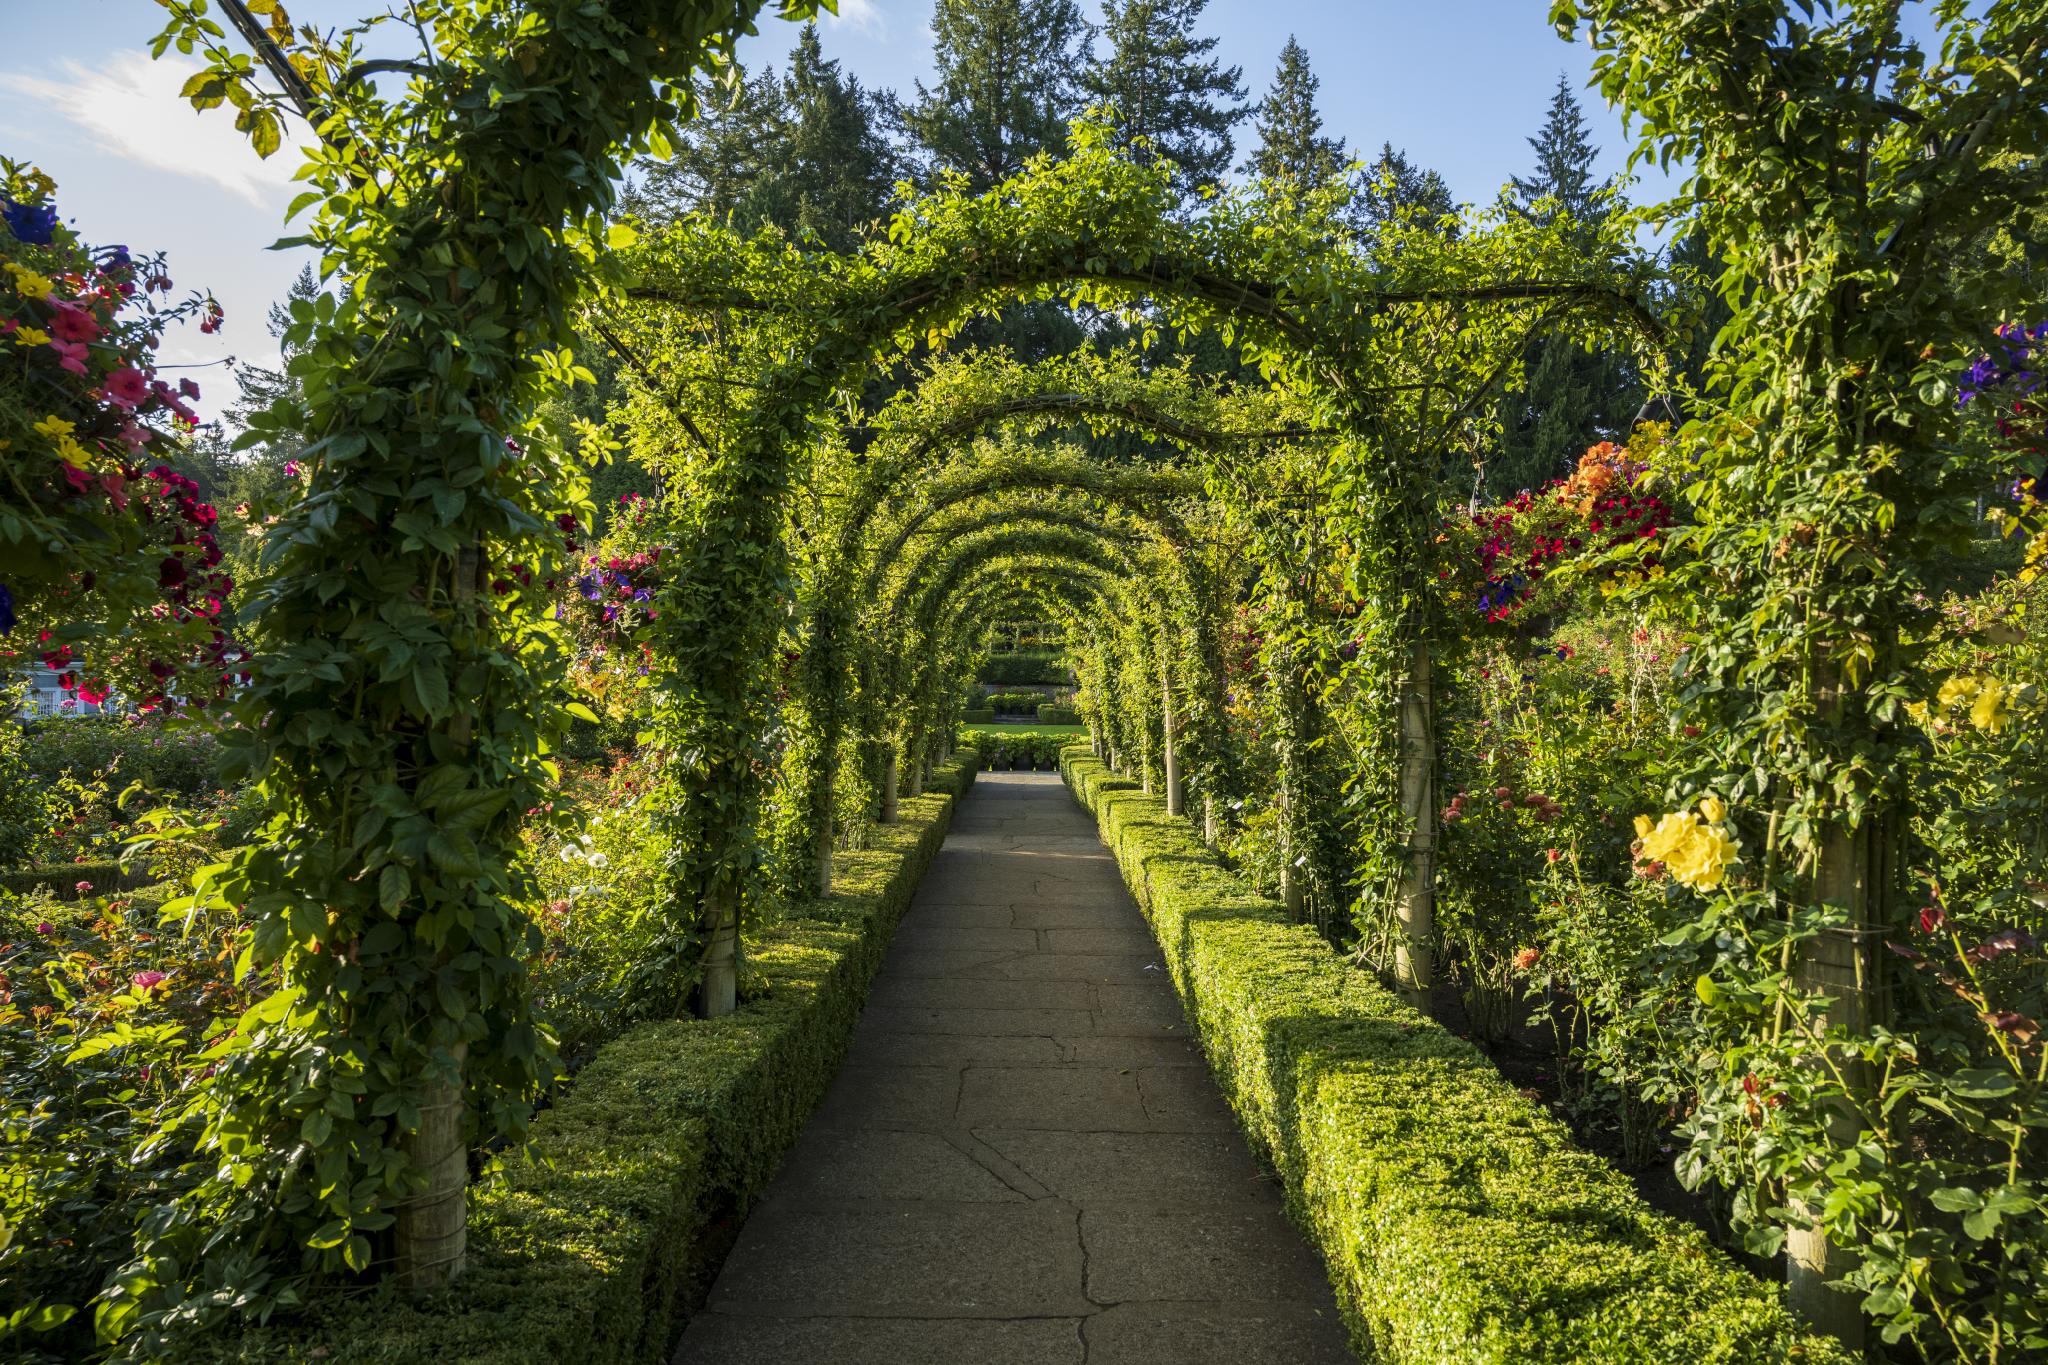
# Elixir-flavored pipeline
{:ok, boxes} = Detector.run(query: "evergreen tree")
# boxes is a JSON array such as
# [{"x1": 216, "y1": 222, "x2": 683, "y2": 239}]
[
  {"x1": 627, "y1": 30, "x2": 896, "y2": 251},
  {"x1": 1511, "y1": 72, "x2": 1608, "y2": 230},
  {"x1": 750, "y1": 25, "x2": 900, "y2": 250},
  {"x1": 1491, "y1": 76, "x2": 1641, "y2": 496},
  {"x1": 1352, "y1": 142, "x2": 1454, "y2": 240},
  {"x1": 1081, "y1": 0, "x2": 1247, "y2": 198},
  {"x1": 899, "y1": 0, "x2": 1092, "y2": 192},
  {"x1": 1242, "y1": 36, "x2": 1346, "y2": 191},
  {"x1": 626, "y1": 62, "x2": 788, "y2": 226}
]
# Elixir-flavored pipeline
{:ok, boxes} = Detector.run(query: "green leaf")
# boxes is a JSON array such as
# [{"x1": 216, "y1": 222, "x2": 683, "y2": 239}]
[{"x1": 378, "y1": 864, "x2": 410, "y2": 914}]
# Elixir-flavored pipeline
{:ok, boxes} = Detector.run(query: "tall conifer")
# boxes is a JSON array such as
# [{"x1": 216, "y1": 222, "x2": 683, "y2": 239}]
[
  {"x1": 1492, "y1": 74, "x2": 1641, "y2": 495},
  {"x1": 900, "y1": 0, "x2": 1092, "y2": 193},
  {"x1": 1243, "y1": 36, "x2": 1346, "y2": 191},
  {"x1": 1082, "y1": 0, "x2": 1247, "y2": 198}
]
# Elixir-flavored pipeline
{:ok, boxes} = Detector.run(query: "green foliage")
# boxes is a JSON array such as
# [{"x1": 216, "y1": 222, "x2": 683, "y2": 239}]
[
  {"x1": 1553, "y1": 2, "x2": 2048, "y2": 1353},
  {"x1": 109, "y1": 0, "x2": 825, "y2": 1347},
  {"x1": 977, "y1": 650, "x2": 1071, "y2": 684},
  {"x1": 170, "y1": 756, "x2": 975, "y2": 1364},
  {"x1": 1064, "y1": 748, "x2": 1850, "y2": 1365},
  {"x1": 1081, "y1": 0, "x2": 1248, "y2": 198}
]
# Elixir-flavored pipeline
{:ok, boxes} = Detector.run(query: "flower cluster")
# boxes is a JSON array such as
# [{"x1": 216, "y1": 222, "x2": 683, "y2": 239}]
[
  {"x1": 1, "y1": 163, "x2": 236, "y2": 705},
  {"x1": 1633, "y1": 796, "x2": 1737, "y2": 891},
  {"x1": 1442, "y1": 433, "x2": 1673, "y2": 624},
  {"x1": 1906, "y1": 672, "x2": 2021, "y2": 736}
]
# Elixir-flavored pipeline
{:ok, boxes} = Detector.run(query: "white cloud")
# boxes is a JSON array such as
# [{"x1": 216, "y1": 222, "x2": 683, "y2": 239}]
[
  {"x1": 0, "y1": 50, "x2": 300, "y2": 206},
  {"x1": 826, "y1": 0, "x2": 884, "y2": 35}
]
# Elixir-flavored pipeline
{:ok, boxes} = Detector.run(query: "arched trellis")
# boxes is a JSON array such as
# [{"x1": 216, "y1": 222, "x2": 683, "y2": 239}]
[
  {"x1": 781, "y1": 355, "x2": 1330, "y2": 901},
  {"x1": 879, "y1": 520, "x2": 1158, "y2": 747},
  {"x1": 615, "y1": 125, "x2": 1661, "y2": 1015},
  {"x1": 854, "y1": 498, "x2": 1155, "y2": 817},
  {"x1": 842, "y1": 458, "x2": 1232, "y2": 819},
  {"x1": 920, "y1": 554, "x2": 1145, "y2": 757}
]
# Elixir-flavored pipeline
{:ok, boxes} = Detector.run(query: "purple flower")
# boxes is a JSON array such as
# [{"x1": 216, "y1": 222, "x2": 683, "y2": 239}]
[{"x1": 1, "y1": 197, "x2": 59, "y2": 245}]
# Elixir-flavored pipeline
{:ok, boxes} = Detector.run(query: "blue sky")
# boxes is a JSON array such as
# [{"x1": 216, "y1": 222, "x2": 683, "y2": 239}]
[{"x1": 4, "y1": 1, "x2": 1673, "y2": 419}]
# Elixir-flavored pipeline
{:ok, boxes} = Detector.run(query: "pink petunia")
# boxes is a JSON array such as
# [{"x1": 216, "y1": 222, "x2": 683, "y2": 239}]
[
  {"x1": 47, "y1": 303, "x2": 101, "y2": 343},
  {"x1": 48, "y1": 338, "x2": 89, "y2": 374},
  {"x1": 104, "y1": 366, "x2": 149, "y2": 407}
]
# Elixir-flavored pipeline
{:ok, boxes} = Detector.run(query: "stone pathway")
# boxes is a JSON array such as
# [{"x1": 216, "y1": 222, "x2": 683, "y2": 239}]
[{"x1": 676, "y1": 771, "x2": 1353, "y2": 1365}]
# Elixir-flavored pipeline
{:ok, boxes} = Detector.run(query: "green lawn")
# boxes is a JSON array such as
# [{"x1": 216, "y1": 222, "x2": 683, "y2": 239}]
[{"x1": 960, "y1": 723, "x2": 1085, "y2": 738}]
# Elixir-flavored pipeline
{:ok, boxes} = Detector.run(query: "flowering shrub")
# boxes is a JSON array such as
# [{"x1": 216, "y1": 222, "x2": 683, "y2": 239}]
[
  {"x1": 1438, "y1": 431, "x2": 1674, "y2": 626},
  {"x1": 0, "y1": 162, "x2": 239, "y2": 710},
  {"x1": 0, "y1": 887, "x2": 251, "y2": 1357}
]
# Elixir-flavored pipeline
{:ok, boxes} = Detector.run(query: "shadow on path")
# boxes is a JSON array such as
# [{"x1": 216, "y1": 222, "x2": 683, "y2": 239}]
[{"x1": 675, "y1": 772, "x2": 1352, "y2": 1365}]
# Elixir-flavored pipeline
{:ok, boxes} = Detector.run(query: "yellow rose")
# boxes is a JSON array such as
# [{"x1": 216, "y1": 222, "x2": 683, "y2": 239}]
[
  {"x1": 1665, "y1": 821, "x2": 1737, "y2": 891},
  {"x1": 1634, "y1": 814, "x2": 1653, "y2": 839},
  {"x1": 52, "y1": 434, "x2": 95, "y2": 469},
  {"x1": 1698, "y1": 795, "x2": 1727, "y2": 825},
  {"x1": 1637, "y1": 812, "x2": 1698, "y2": 865},
  {"x1": 1938, "y1": 674, "x2": 1981, "y2": 710},
  {"x1": 1969, "y1": 680, "x2": 2010, "y2": 734}
]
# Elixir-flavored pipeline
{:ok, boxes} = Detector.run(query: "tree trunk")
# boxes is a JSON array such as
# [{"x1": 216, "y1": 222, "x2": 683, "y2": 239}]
[
  {"x1": 1161, "y1": 637, "x2": 1184, "y2": 817},
  {"x1": 1786, "y1": 661, "x2": 1888, "y2": 1349},
  {"x1": 812, "y1": 785, "x2": 834, "y2": 897},
  {"x1": 696, "y1": 881, "x2": 739, "y2": 1019},
  {"x1": 1203, "y1": 790, "x2": 1218, "y2": 849},
  {"x1": 880, "y1": 750, "x2": 899, "y2": 824},
  {"x1": 393, "y1": 547, "x2": 480, "y2": 1289},
  {"x1": 1393, "y1": 637, "x2": 1436, "y2": 1010},
  {"x1": 905, "y1": 735, "x2": 926, "y2": 797},
  {"x1": 394, "y1": 1039, "x2": 468, "y2": 1290}
]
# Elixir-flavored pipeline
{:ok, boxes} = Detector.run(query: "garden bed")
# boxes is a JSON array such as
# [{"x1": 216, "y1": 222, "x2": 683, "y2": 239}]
[
  {"x1": 1061, "y1": 747, "x2": 1848, "y2": 1365},
  {"x1": 188, "y1": 754, "x2": 978, "y2": 1364}
]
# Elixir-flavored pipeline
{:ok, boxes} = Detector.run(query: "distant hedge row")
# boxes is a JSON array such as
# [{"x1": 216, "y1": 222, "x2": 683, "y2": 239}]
[
  {"x1": 1061, "y1": 748, "x2": 1848, "y2": 1365},
  {"x1": 977, "y1": 651, "x2": 1070, "y2": 685},
  {"x1": 188, "y1": 756, "x2": 979, "y2": 1364}
]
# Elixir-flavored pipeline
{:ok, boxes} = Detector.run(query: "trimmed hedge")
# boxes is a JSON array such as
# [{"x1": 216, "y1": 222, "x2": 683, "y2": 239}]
[
  {"x1": 978, "y1": 650, "x2": 1070, "y2": 685},
  {"x1": 0, "y1": 859, "x2": 151, "y2": 899},
  {"x1": 1035, "y1": 703, "x2": 1080, "y2": 725},
  {"x1": 188, "y1": 755, "x2": 978, "y2": 1364},
  {"x1": 1061, "y1": 748, "x2": 1851, "y2": 1365},
  {"x1": 960, "y1": 707, "x2": 996, "y2": 723}
]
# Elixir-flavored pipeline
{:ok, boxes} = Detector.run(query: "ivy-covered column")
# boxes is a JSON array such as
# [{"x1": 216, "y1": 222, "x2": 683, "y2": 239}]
[
  {"x1": 1392, "y1": 637, "x2": 1438, "y2": 1009},
  {"x1": 151, "y1": 0, "x2": 811, "y2": 1305},
  {"x1": 1271, "y1": 643, "x2": 1309, "y2": 922},
  {"x1": 1160, "y1": 624, "x2": 1185, "y2": 817}
]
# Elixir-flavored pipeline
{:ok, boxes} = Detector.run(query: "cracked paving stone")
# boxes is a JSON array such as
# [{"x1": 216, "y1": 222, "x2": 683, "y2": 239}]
[{"x1": 675, "y1": 773, "x2": 1352, "y2": 1365}]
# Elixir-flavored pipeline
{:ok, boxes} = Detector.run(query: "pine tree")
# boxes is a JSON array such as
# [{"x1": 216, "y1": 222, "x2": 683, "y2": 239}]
[
  {"x1": 900, "y1": 0, "x2": 1092, "y2": 193},
  {"x1": 750, "y1": 25, "x2": 899, "y2": 250},
  {"x1": 626, "y1": 61, "x2": 788, "y2": 226},
  {"x1": 1242, "y1": 36, "x2": 1346, "y2": 191},
  {"x1": 1491, "y1": 75, "x2": 1640, "y2": 496},
  {"x1": 628, "y1": 28, "x2": 897, "y2": 251},
  {"x1": 1081, "y1": 0, "x2": 1247, "y2": 198},
  {"x1": 1511, "y1": 73, "x2": 1608, "y2": 230},
  {"x1": 1352, "y1": 142, "x2": 1454, "y2": 239}
]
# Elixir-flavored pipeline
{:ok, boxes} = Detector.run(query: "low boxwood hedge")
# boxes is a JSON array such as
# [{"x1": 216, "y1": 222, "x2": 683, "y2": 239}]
[
  {"x1": 0, "y1": 859, "x2": 150, "y2": 899},
  {"x1": 187, "y1": 754, "x2": 978, "y2": 1364},
  {"x1": 1060, "y1": 748, "x2": 1850, "y2": 1365},
  {"x1": 1035, "y1": 703, "x2": 1079, "y2": 725},
  {"x1": 959, "y1": 706, "x2": 996, "y2": 723}
]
